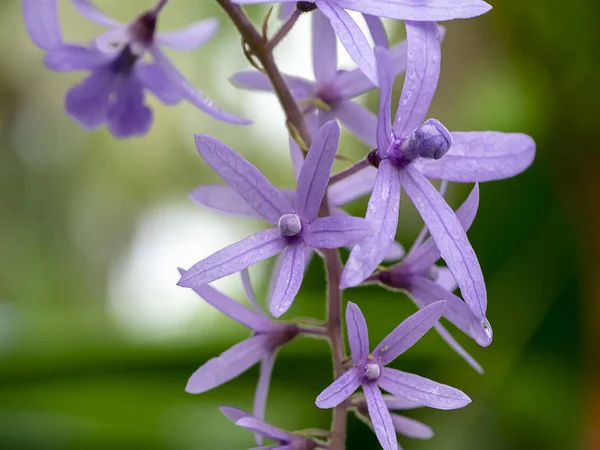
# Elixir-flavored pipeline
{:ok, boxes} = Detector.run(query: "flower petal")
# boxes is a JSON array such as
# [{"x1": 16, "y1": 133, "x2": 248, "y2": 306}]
[
  {"x1": 415, "y1": 132, "x2": 536, "y2": 182},
  {"x1": 136, "y1": 63, "x2": 183, "y2": 105},
  {"x1": 241, "y1": 269, "x2": 265, "y2": 314},
  {"x1": 346, "y1": 302, "x2": 370, "y2": 366},
  {"x1": 186, "y1": 334, "x2": 270, "y2": 394},
  {"x1": 194, "y1": 135, "x2": 293, "y2": 225},
  {"x1": 231, "y1": 71, "x2": 314, "y2": 100},
  {"x1": 23, "y1": 0, "x2": 63, "y2": 50},
  {"x1": 379, "y1": 367, "x2": 471, "y2": 410},
  {"x1": 363, "y1": 383, "x2": 398, "y2": 450},
  {"x1": 390, "y1": 414, "x2": 433, "y2": 439},
  {"x1": 150, "y1": 47, "x2": 251, "y2": 125},
  {"x1": 393, "y1": 21, "x2": 441, "y2": 138},
  {"x1": 72, "y1": 0, "x2": 121, "y2": 27},
  {"x1": 44, "y1": 45, "x2": 108, "y2": 72},
  {"x1": 341, "y1": 160, "x2": 400, "y2": 288},
  {"x1": 270, "y1": 243, "x2": 306, "y2": 318},
  {"x1": 382, "y1": 395, "x2": 422, "y2": 411},
  {"x1": 294, "y1": 121, "x2": 341, "y2": 221},
  {"x1": 364, "y1": 14, "x2": 388, "y2": 48},
  {"x1": 178, "y1": 228, "x2": 288, "y2": 288},
  {"x1": 336, "y1": 100, "x2": 378, "y2": 148},
  {"x1": 436, "y1": 267, "x2": 457, "y2": 292},
  {"x1": 373, "y1": 301, "x2": 445, "y2": 364},
  {"x1": 315, "y1": 368, "x2": 361, "y2": 409},
  {"x1": 279, "y1": 2, "x2": 297, "y2": 20},
  {"x1": 65, "y1": 67, "x2": 115, "y2": 129},
  {"x1": 190, "y1": 185, "x2": 263, "y2": 219},
  {"x1": 253, "y1": 352, "x2": 276, "y2": 445},
  {"x1": 316, "y1": 0, "x2": 378, "y2": 85},
  {"x1": 157, "y1": 18, "x2": 219, "y2": 51},
  {"x1": 220, "y1": 406, "x2": 252, "y2": 423},
  {"x1": 328, "y1": 166, "x2": 377, "y2": 207},
  {"x1": 106, "y1": 76, "x2": 153, "y2": 138},
  {"x1": 313, "y1": 10, "x2": 337, "y2": 83},
  {"x1": 236, "y1": 417, "x2": 292, "y2": 443},
  {"x1": 305, "y1": 215, "x2": 373, "y2": 249},
  {"x1": 399, "y1": 166, "x2": 487, "y2": 320},
  {"x1": 375, "y1": 46, "x2": 394, "y2": 156},
  {"x1": 434, "y1": 323, "x2": 484, "y2": 374},
  {"x1": 335, "y1": 0, "x2": 492, "y2": 21}
]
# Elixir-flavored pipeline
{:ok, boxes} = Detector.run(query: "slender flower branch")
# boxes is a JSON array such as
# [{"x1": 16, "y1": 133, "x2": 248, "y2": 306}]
[
  {"x1": 328, "y1": 157, "x2": 371, "y2": 186},
  {"x1": 268, "y1": 9, "x2": 302, "y2": 50}
]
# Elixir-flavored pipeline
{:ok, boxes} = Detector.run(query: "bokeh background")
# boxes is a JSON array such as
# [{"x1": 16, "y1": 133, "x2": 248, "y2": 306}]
[{"x1": 0, "y1": 1, "x2": 596, "y2": 449}]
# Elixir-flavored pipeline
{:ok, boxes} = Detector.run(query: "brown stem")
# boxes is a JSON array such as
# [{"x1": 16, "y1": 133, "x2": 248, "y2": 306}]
[
  {"x1": 328, "y1": 157, "x2": 371, "y2": 186},
  {"x1": 268, "y1": 9, "x2": 302, "y2": 50}
]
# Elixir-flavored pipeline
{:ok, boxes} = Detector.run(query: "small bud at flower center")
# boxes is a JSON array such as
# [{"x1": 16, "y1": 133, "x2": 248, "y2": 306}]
[
  {"x1": 278, "y1": 214, "x2": 302, "y2": 237},
  {"x1": 402, "y1": 118, "x2": 452, "y2": 161},
  {"x1": 365, "y1": 363, "x2": 381, "y2": 380}
]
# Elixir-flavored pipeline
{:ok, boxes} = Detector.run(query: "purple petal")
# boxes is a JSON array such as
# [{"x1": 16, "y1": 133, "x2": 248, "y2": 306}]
[
  {"x1": 304, "y1": 216, "x2": 373, "y2": 249},
  {"x1": 375, "y1": 46, "x2": 394, "y2": 155},
  {"x1": 436, "y1": 267, "x2": 457, "y2": 292},
  {"x1": 289, "y1": 135, "x2": 305, "y2": 181},
  {"x1": 336, "y1": 100, "x2": 378, "y2": 148},
  {"x1": 379, "y1": 367, "x2": 471, "y2": 410},
  {"x1": 44, "y1": 45, "x2": 108, "y2": 72},
  {"x1": 294, "y1": 121, "x2": 340, "y2": 221},
  {"x1": 190, "y1": 185, "x2": 263, "y2": 219},
  {"x1": 279, "y1": 2, "x2": 297, "y2": 20},
  {"x1": 236, "y1": 417, "x2": 291, "y2": 443},
  {"x1": 341, "y1": 161, "x2": 400, "y2": 288},
  {"x1": 157, "y1": 18, "x2": 219, "y2": 51},
  {"x1": 241, "y1": 269, "x2": 265, "y2": 314},
  {"x1": 178, "y1": 228, "x2": 288, "y2": 288},
  {"x1": 106, "y1": 76, "x2": 153, "y2": 138},
  {"x1": 374, "y1": 301, "x2": 445, "y2": 364},
  {"x1": 220, "y1": 406, "x2": 252, "y2": 423},
  {"x1": 231, "y1": 71, "x2": 315, "y2": 100},
  {"x1": 384, "y1": 242, "x2": 406, "y2": 262},
  {"x1": 328, "y1": 166, "x2": 377, "y2": 206},
  {"x1": 186, "y1": 334, "x2": 270, "y2": 394},
  {"x1": 253, "y1": 353, "x2": 276, "y2": 445},
  {"x1": 23, "y1": 0, "x2": 63, "y2": 50},
  {"x1": 335, "y1": 0, "x2": 492, "y2": 21},
  {"x1": 270, "y1": 243, "x2": 306, "y2": 318},
  {"x1": 194, "y1": 135, "x2": 293, "y2": 225},
  {"x1": 65, "y1": 67, "x2": 115, "y2": 129},
  {"x1": 315, "y1": 368, "x2": 361, "y2": 408},
  {"x1": 150, "y1": 47, "x2": 251, "y2": 125},
  {"x1": 382, "y1": 395, "x2": 422, "y2": 411},
  {"x1": 72, "y1": 0, "x2": 121, "y2": 27},
  {"x1": 415, "y1": 132, "x2": 536, "y2": 182},
  {"x1": 393, "y1": 21, "x2": 441, "y2": 138},
  {"x1": 136, "y1": 63, "x2": 182, "y2": 105},
  {"x1": 399, "y1": 166, "x2": 487, "y2": 320},
  {"x1": 390, "y1": 414, "x2": 433, "y2": 439},
  {"x1": 346, "y1": 302, "x2": 370, "y2": 366},
  {"x1": 312, "y1": 11, "x2": 337, "y2": 83},
  {"x1": 364, "y1": 14, "x2": 389, "y2": 48},
  {"x1": 363, "y1": 383, "x2": 398, "y2": 450},
  {"x1": 434, "y1": 322, "x2": 484, "y2": 374},
  {"x1": 316, "y1": 0, "x2": 378, "y2": 85}
]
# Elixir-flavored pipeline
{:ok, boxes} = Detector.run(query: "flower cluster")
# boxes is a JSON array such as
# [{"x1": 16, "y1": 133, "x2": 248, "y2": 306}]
[{"x1": 24, "y1": 1, "x2": 536, "y2": 449}]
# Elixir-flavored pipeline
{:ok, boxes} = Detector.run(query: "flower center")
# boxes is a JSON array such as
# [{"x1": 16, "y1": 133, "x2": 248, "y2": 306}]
[
  {"x1": 365, "y1": 363, "x2": 381, "y2": 380},
  {"x1": 315, "y1": 82, "x2": 342, "y2": 108},
  {"x1": 386, "y1": 119, "x2": 452, "y2": 169},
  {"x1": 129, "y1": 11, "x2": 158, "y2": 48},
  {"x1": 110, "y1": 45, "x2": 139, "y2": 75},
  {"x1": 278, "y1": 214, "x2": 302, "y2": 237}
]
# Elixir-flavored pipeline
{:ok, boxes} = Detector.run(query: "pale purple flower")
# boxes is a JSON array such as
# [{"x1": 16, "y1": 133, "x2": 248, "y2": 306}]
[
  {"x1": 220, "y1": 407, "x2": 322, "y2": 449},
  {"x1": 376, "y1": 184, "x2": 491, "y2": 373},
  {"x1": 178, "y1": 121, "x2": 373, "y2": 317},
  {"x1": 341, "y1": 24, "x2": 536, "y2": 327},
  {"x1": 233, "y1": 0, "x2": 491, "y2": 83},
  {"x1": 182, "y1": 269, "x2": 296, "y2": 445},
  {"x1": 22, "y1": 0, "x2": 249, "y2": 138},
  {"x1": 315, "y1": 301, "x2": 470, "y2": 450}
]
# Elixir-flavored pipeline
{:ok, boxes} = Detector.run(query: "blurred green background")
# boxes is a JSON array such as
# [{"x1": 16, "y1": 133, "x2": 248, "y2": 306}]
[{"x1": 0, "y1": 1, "x2": 595, "y2": 449}]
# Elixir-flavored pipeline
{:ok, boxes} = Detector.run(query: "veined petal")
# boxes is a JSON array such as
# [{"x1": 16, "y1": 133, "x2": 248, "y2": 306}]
[
  {"x1": 178, "y1": 228, "x2": 288, "y2": 288},
  {"x1": 434, "y1": 323, "x2": 484, "y2": 374},
  {"x1": 382, "y1": 395, "x2": 422, "y2": 410},
  {"x1": 335, "y1": 0, "x2": 492, "y2": 21},
  {"x1": 379, "y1": 367, "x2": 471, "y2": 410},
  {"x1": 44, "y1": 45, "x2": 108, "y2": 72},
  {"x1": 315, "y1": 368, "x2": 361, "y2": 409},
  {"x1": 72, "y1": 0, "x2": 121, "y2": 27},
  {"x1": 305, "y1": 216, "x2": 373, "y2": 249},
  {"x1": 436, "y1": 267, "x2": 457, "y2": 292},
  {"x1": 341, "y1": 161, "x2": 400, "y2": 288},
  {"x1": 220, "y1": 406, "x2": 252, "y2": 423},
  {"x1": 415, "y1": 132, "x2": 536, "y2": 182},
  {"x1": 190, "y1": 185, "x2": 263, "y2": 219},
  {"x1": 294, "y1": 121, "x2": 340, "y2": 221},
  {"x1": 316, "y1": 0, "x2": 378, "y2": 85},
  {"x1": 270, "y1": 243, "x2": 306, "y2": 318},
  {"x1": 136, "y1": 63, "x2": 183, "y2": 105},
  {"x1": 390, "y1": 414, "x2": 433, "y2": 439},
  {"x1": 106, "y1": 76, "x2": 153, "y2": 138},
  {"x1": 393, "y1": 21, "x2": 441, "y2": 138},
  {"x1": 364, "y1": 14, "x2": 388, "y2": 48},
  {"x1": 236, "y1": 417, "x2": 292, "y2": 443},
  {"x1": 65, "y1": 67, "x2": 115, "y2": 129},
  {"x1": 375, "y1": 46, "x2": 394, "y2": 156},
  {"x1": 346, "y1": 302, "x2": 370, "y2": 366},
  {"x1": 151, "y1": 47, "x2": 250, "y2": 125},
  {"x1": 374, "y1": 301, "x2": 445, "y2": 364},
  {"x1": 328, "y1": 166, "x2": 377, "y2": 207},
  {"x1": 313, "y1": 11, "x2": 337, "y2": 83},
  {"x1": 363, "y1": 383, "x2": 398, "y2": 450},
  {"x1": 399, "y1": 166, "x2": 487, "y2": 320},
  {"x1": 253, "y1": 353, "x2": 276, "y2": 445},
  {"x1": 186, "y1": 334, "x2": 270, "y2": 394},
  {"x1": 194, "y1": 135, "x2": 293, "y2": 224},
  {"x1": 157, "y1": 18, "x2": 219, "y2": 51},
  {"x1": 23, "y1": 0, "x2": 63, "y2": 50},
  {"x1": 241, "y1": 269, "x2": 265, "y2": 314},
  {"x1": 231, "y1": 71, "x2": 315, "y2": 100},
  {"x1": 289, "y1": 134, "x2": 305, "y2": 181},
  {"x1": 336, "y1": 100, "x2": 378, "y2": 148}
]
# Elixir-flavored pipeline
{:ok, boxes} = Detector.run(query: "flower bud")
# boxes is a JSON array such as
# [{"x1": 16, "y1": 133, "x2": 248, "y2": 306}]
[
  {"x1": 365, "y1": 363, "x2": 381, "y2": 380},
  {"x1": 278, "y1": 214, "x2": 302, "y2": 237},
  {"x1": 403, "y1": 118, "x2": 452, "y2": 160}
]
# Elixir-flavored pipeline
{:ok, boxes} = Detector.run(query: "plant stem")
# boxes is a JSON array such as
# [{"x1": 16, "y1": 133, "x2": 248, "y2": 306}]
[
  {"x1": 268, "y1": 9, "x2": 302, "y2": 50},
  {"x1": 328, "y1": 157, "x2": 371, "y2": 186}
]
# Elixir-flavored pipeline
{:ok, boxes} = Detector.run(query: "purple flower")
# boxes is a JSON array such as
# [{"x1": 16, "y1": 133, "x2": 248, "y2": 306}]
[
  {"x1": 315, "y1": 301, "x2": 470, "y2": 450},
  {"x1": 178, "y1": 121, "x2": 373, "y2": 317},
  {"x1": 352, "y1": 395, "x2": 434, "y2": 441},
  {"x1": 182, "y1": 269, "x2": 298, "y2": 442},
  {"x1": 232, "y1": 0, "x2": 491, "y2": 83},
  {"x1": 22, "y1": 0, "x2": 249, "y2": 138},
  {"x1": 376, "y1": 184, "x2": 491, "y2": 373},
  {"x1": 341, "y1": 24, "x2": 536, "y2": 326},
  {"x1": 220, "y1": 407, "x2": 322, "y2": 449}
]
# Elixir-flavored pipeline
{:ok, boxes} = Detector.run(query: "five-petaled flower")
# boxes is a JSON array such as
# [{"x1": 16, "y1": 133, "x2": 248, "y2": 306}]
[
  {"x1": 22, "y1": 0, "x2": 249, "y2": 138},
  {"x1": 178, "y1": 121, "x2": 373, "y2": 317},
  {"x1": 341, "y1": 25, "x2": 536, "y2": 329},
  {"x1": 316, "y1": 301, "x2": 470, "y2": 450}
]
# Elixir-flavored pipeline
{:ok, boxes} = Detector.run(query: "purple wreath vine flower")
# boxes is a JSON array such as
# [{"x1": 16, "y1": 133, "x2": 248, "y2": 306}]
[
  {"x1": 316, "y1": 301, "x2": 470, "y2": 450},
  {"x1": 22, "y1": 0, "x2": 249, "y2": 138},
  {"x1": 233, "y1": 0, "x2": 491, "y2": 83},
  {"x1": 178, "y1": 121, "x2": 373, "y2": 317},
  {"x1": 341, "y1": 23, "x2": 536, "y2": 327}
]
